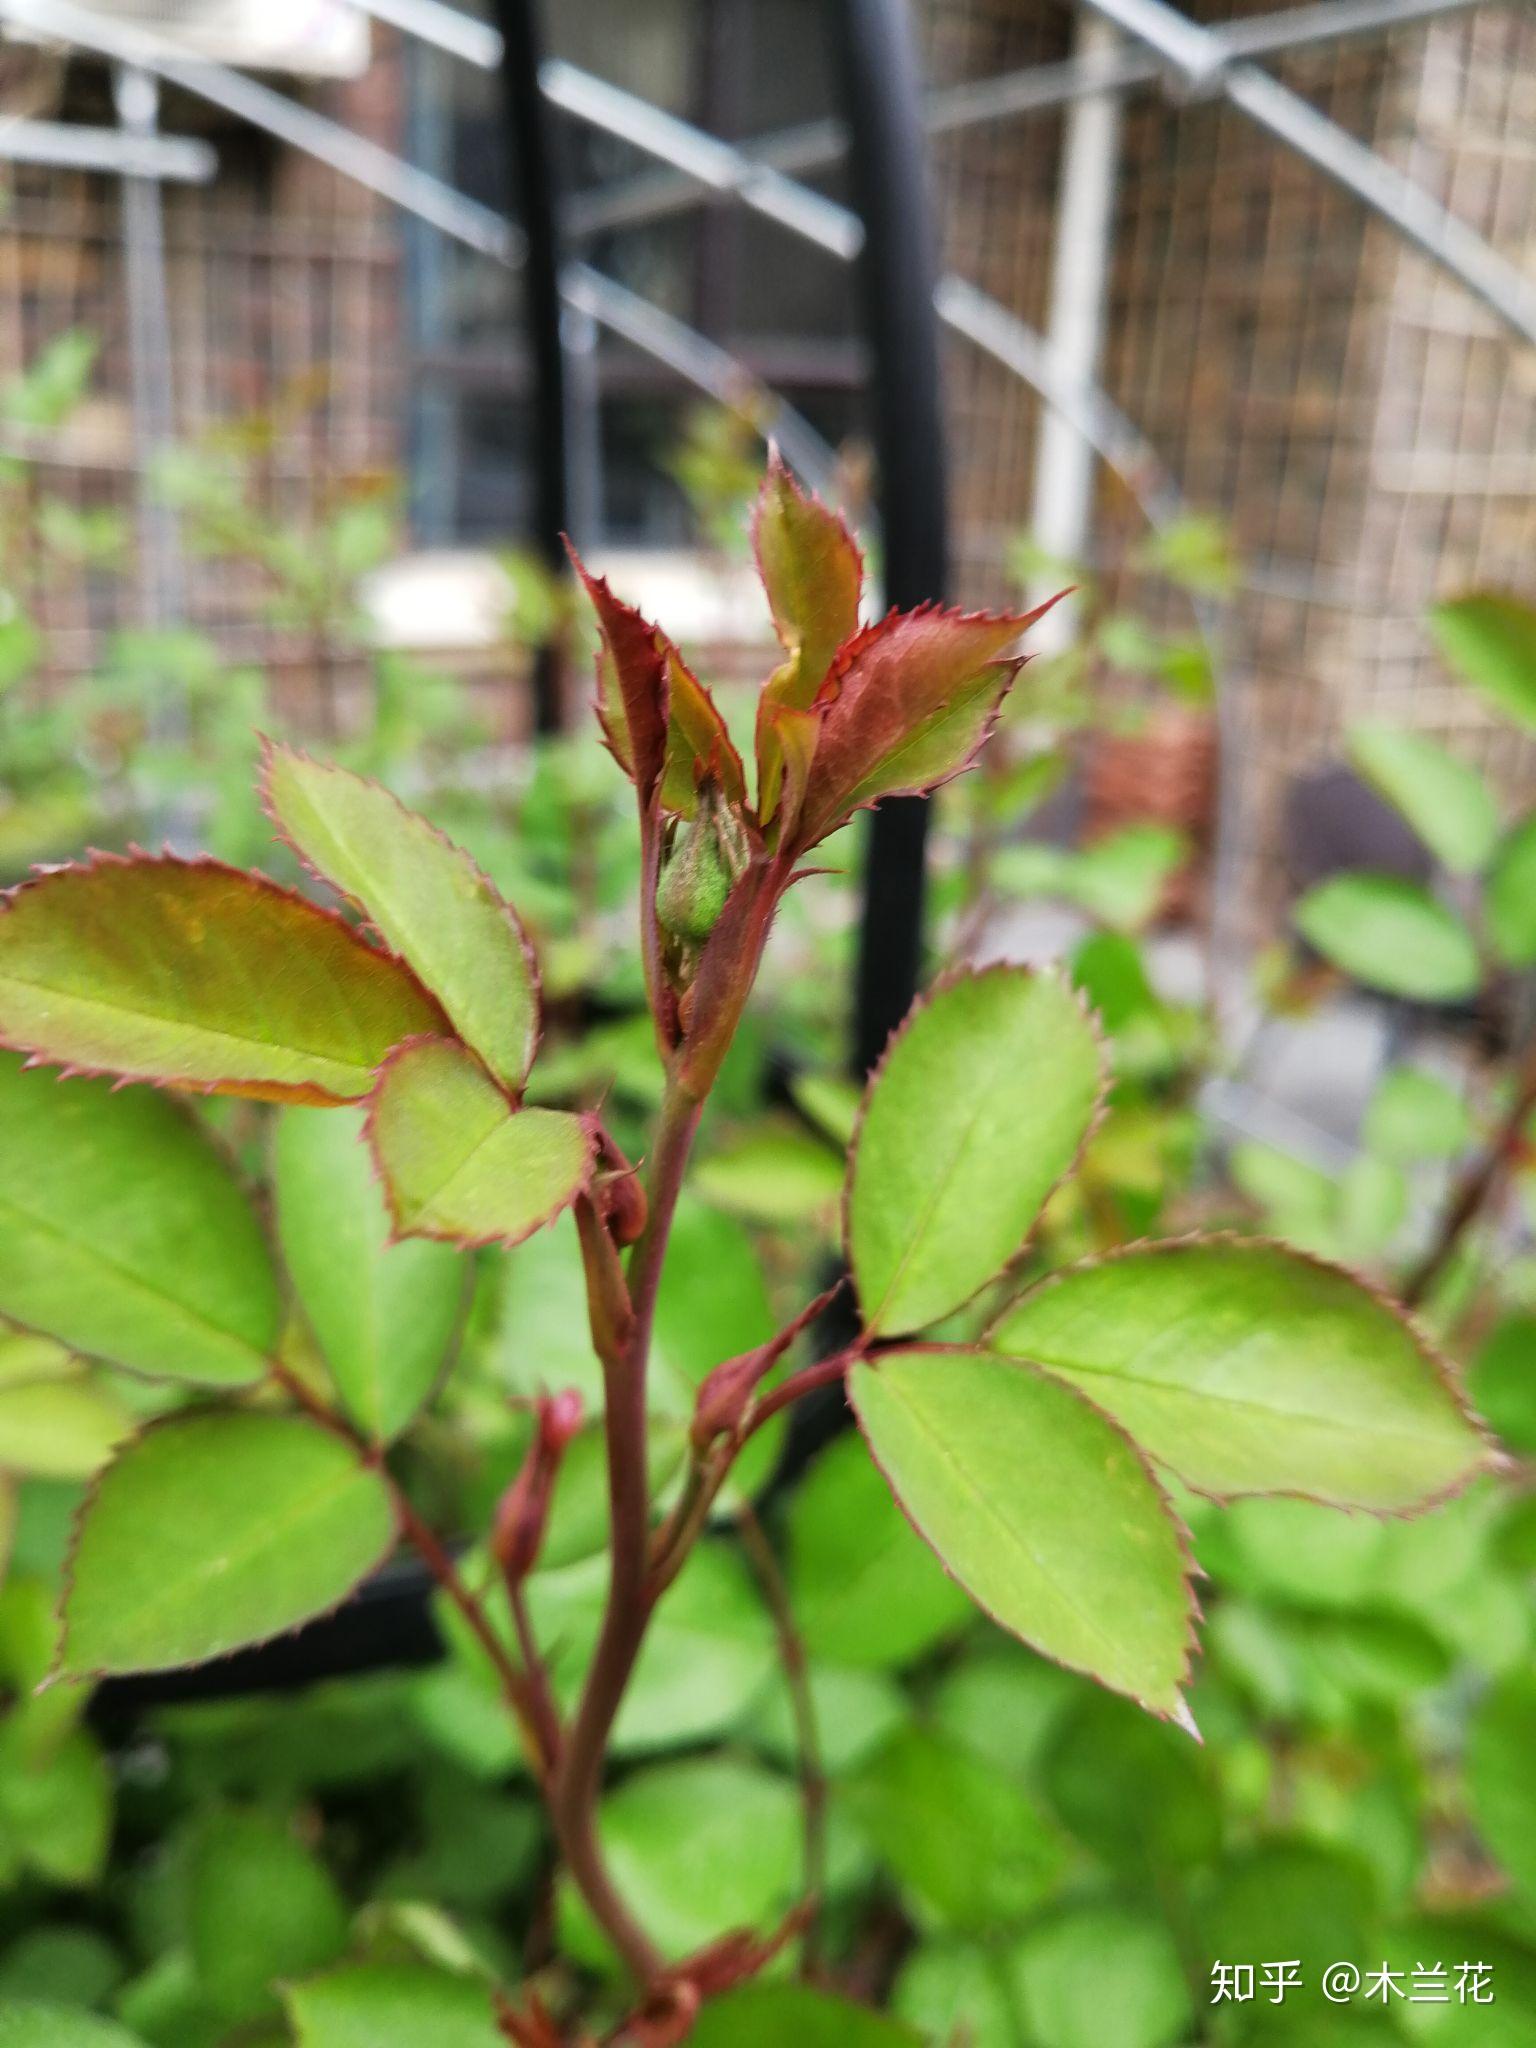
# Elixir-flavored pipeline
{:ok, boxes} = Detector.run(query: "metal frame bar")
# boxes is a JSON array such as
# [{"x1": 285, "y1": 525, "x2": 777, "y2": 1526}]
[
  {"x1": 491, "y1": 0, "x2": 568, "y2": 732},
  {"x1": 0, "y1": 0, "x2": 840, "y2": 498},
  {"x1": 829, "y1": 0, "x2": 951, "y2": 1078},
  {"x1": 1082, "y1": 0, "x2": 1536, "y2": 347},
  {"x1": 0, "y1": 114, "x2": 215, "y2": 180}
]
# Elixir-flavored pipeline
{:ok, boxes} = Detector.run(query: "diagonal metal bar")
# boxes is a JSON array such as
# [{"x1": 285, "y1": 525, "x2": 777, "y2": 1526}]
[
  {"x1": 1, "y1": 0, "x2": 520, "y2": 259},
  {"x1": 0, "y1": 113, "x2": 216, "y2": 180},
  {"x1": 1082, "y1": 0, "x2": 1536, "y2": 347},
  {"x1": 0, "y1": 0, "x2": 839, "y2": 495},
  {"x1": 567, "y1": 0, "x2": 1487, "y2": 235}
]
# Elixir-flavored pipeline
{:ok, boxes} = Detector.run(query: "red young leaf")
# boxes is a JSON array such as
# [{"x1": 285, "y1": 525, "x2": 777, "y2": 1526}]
[
  {"x1": 790, "y1": 599, "x2": 1063, "y2": 853},
  {"x1": 0, "y1": 852, "x2": 445, "y2": 1103},
  {"x1": 572, "y1": 552, "x2": 743, "y2": 819}
]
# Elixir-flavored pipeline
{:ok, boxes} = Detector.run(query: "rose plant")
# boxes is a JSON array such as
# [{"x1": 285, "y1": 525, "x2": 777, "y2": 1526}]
[{"x1": 0, "y1": 463, "x2": 1494, "y2": 2045}]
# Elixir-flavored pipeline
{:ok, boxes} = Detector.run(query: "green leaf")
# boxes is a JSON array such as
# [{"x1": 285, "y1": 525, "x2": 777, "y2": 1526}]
[
  {"x1": 0, "y1": 1374, "x2": 130, "y2": 1480},
  {"x1": 1430, "y1": 590, "x2": 1536, "y2": 731},
  {"x1": 188, "y1": 1809, "x2": 348, "y2": 2023},
  {"x1": 1, "y1": 329, "x2": 98, "y2": 429},
  {"x1": 274, "y1": 1106, "x2": 464, "y2": 1441},
  {"x1": 1294, "y1": 873, "x2": 1481, "y2": 1001},
  {"x1": 560, "y1": 1756, "x2": 800, "y2": 1968},
  {"x1": 0, "y1": 1723, "x2": 112, "y2": 1885},
  {"x1": 1347, "y1": 724, "x2": 1499, "y2": 874},
  {"x1": 1470, "y1": 1315, "x2": 1536, "y2": 1456},
  {"x1": 1011, "y1": 1904, "x2": 1190, "y2": 2048},
  {"x1": 0, "y1": 857, "x2": 444, "y2": 1102},
  {"x1": 286, "y1": 1964, "x2": 506, "y2": 2048},
  {"x1": 366, "y1": 1037, "x2": 593, "y2": 1248},
  {"x1": 0, "y1": 1055, "x2": 280, "y2": 1387},
  {"x1": 994, "y1": 1240, "x2": 1487, "y2": 1511},
  {"x1": 1487, "y1": 811, "x2": 1536, "y2": 966},
  {"x1": 849, "y1": 1347, "x2": 1196, "y2": 1720},
  {"x1": 694, "y1": 1123, "x2": 844, "y2": 1227},
  {"x1": 787, "y1": 1432, "x2": 973, "y2": 1669},
  {"x1": 845, "y1": 1725, "x2": 1063, "y2": 1930},
  {"x1": 0, "y1": 2008, "x2": 146, "y2": 2048},
  {"x1": 263, "y1": 745, "x2": 539, "y2": 1091},
  {"x1": 60, "y1": 1412, "x2": 396, "y2": 1677},
  {"x1": 691, "y1": 1987, "x2": 921, "y2": 2047},
  {"x1": 1362, "y1": 1065, "x2": 1472, "y2": 1162},
  {"x1": 1469, "y1": 1670, "x2": 1536, "y2": 1904},
  {"x1": 1065, "y1": 824, "x2": 1186, "y2": 930},
  {"x1": 848, "y1": 968, "x2": 1103, "y2": 1336},
  {"x1": 1041, "y1": 1691, "x2": 1219, "y2": 1873},
  {"x1": 893, "y1": 1946, "x2": 1019, "y2": 2048}
]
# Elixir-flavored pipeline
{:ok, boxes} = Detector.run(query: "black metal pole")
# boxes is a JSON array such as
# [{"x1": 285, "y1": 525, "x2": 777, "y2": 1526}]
[
  {"x1": 492, "y1": 0, "x2": 569, "y2": 735},
  {"x1": 829, "y1": 0, "x2": 951, "y2": 1076}
]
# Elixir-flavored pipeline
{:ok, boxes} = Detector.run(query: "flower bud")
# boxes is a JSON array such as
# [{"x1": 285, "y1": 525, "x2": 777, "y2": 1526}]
[
  {"x1": 493, "y1": 1390, "x2": 584, "y2": 1585},
  {"x1": 655, "y1": 781, "x2": 750, "y2": 944}
]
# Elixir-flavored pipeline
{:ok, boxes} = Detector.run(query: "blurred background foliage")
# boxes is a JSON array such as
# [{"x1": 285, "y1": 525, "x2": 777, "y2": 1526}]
[{"x1": 2, "y1": 343, "x2": 1535, "y2": 2047}]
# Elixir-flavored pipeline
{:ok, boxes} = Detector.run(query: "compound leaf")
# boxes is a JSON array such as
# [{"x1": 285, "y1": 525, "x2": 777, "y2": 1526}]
[
  {"x1": 0, "y1": 1053, "x2": 279, "y2": 1387},
  {"x1": 366, "y1": 1036, "x2": 593, "y2": 1249},
  {"x1": 1294, "y1": 873, "x2": 1481, "y2": 1001},
  {"x1": 993, "y1": 1240, "x2": 1488, "y2": 1512},
  {"x1": 274, "y1": 1106, "x2": 464, "y2": 1442},
  {"x1": 0, "y1": 856, "x2": 443, "y2": 1102},
  {"x1": 848, "y1": 967, "x2": 1103, "y2": 1336},
  {"x1": 264, "y1": 743, "x2": 540, "y2": 1091},
  {"x1": 60, "y1": 1412, "x2": 396, "y2": 1678},
  {"x1": 849, "y1": 1346, "x2": 1196, "y2": 1721}
]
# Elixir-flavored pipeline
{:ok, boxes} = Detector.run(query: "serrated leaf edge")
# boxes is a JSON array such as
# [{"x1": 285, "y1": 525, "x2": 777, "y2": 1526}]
[
  {"x1": 258, "y1": 735, "x2": 544, "y2": 1091},
  {"x1": 51, "y1": 1405, "x2": 398, "y2": 1686},
  {"x1": 842, "y1": 961, "x2": 1110, "y2": 1338},
  {"x1": 986, "y1": 1230, "x2": 1502, "y2": 1519},
  {"x1": 848, "y1": 1342, "x2": 1202, "y2": 1733},
  {"x1": 362, "y1": 1033, "x2": 599, "y2": 1253},
  {"x1": 0, "y1": 847, "x2": 449, "y2": 1104}
]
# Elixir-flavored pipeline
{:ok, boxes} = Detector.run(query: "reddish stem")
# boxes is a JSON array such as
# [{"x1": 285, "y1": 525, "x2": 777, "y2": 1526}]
[{"x1": 553, "y1": 1075, "x2": 705, "y2": 1985}]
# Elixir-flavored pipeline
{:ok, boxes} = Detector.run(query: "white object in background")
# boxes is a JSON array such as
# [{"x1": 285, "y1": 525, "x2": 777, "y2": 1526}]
[
  {"x1": 362, "y1": 549, "x2": 779, "y2": 657},
  {"x1": 13, "y1": 0, "x2": 370, "y2": 78}
]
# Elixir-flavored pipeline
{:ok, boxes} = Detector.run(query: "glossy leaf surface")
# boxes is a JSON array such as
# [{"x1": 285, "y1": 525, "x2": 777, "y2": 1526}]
[
  {"x1": 1294, "y1": 873, "x2": 1481, "y2": 1001},
  {"x1": 264, "y1": 743, "x2": 539, "y2": 1089},
  {"x1": 849, "y1": 968, "x2": 1102, "y2": 1336},
  {"x1": 366, "y1": 1037, "x2": 593, "y2": 1249},
  {"x1": 274, "y1": 1106, "x2": 464, "y2": 1441},
  {"x1": 0, "y1": 857, "x2": 442, "y2": 1101},
  {"x1": 0, "y1": 1054, "x2": 278, "y2": 1386},
  {"x1": 850, "y1": 1347, "x2": 1195, "y2": 1719},
  {"x1": 994, "y1": 1240, "x2": 1486, "y2": 1511},
  {"x1": 60, "y1": 1413, "x2": 396, "y2": 1677}
]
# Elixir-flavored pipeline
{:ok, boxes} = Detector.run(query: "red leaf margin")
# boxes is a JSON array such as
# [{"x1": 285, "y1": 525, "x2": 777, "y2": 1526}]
[
  {"x1": 985, "y1": 1229, "x2": 1505, "y2": 1519},
  {"x1": 0, "y1": 847, "x2": 451, "y2": 1106},
  {"x1": 847, "y1": 1340, "x2": 1204, "y2": 1735},
  {"x1": 257, "y1": 734, "x2": 545, "y2": 1093},
  {"x1": 361, "y1": 1033, "x2": 600, "y2": 1254}
]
